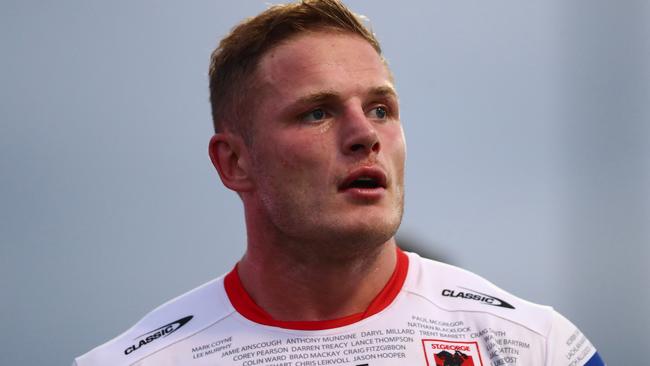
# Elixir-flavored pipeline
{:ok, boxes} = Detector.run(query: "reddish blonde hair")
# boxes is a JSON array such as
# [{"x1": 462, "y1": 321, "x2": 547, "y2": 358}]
[{"x1": 208, "y1": 0, "x2": 382, "y2": 139}]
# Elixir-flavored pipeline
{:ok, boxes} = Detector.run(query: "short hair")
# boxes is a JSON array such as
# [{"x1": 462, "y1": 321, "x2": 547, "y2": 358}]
[{"x1": 208, "y1": 0, "x2": 383, "y2": 141}]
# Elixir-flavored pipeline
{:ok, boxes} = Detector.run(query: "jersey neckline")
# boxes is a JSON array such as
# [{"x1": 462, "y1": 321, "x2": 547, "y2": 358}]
[{"x1": 223, "y1": 247, "x2": 409, "y2": 330}]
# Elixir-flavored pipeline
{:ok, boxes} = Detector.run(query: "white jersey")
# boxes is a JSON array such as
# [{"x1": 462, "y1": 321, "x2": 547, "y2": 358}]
[{"x1": 74, "y1": 250, "x2": 605, "y2": 366}]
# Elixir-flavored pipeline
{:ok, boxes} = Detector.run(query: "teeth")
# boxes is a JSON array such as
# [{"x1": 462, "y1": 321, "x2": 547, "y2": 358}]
[{"x1": 356, "y1": 177, "x2": 373, "y2": 181}]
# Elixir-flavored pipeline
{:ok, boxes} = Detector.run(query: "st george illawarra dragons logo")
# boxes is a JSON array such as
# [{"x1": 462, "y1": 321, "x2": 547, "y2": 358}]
[
  {"x1": 423, "y1": 340, "x2": 483, "y2": 366},
  {"x1": 434, "y1": 350, "x2": 475, "y2": 366}
]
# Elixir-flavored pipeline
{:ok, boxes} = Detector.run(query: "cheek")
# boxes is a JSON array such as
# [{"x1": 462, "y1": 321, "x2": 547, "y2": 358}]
[
  {"x1": 268, "y1": 136, "x2": 334, "y2": 179},
  {"x1": 384, "y1": 125, "x2": 407, "y2": 162}
]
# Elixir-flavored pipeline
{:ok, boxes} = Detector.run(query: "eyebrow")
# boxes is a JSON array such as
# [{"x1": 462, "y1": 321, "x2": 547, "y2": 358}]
[
  {"x1": 296, "y1": 90, "x2": 339, "y2": 106},
  {"x1": 368, "y1": 85, "x2": 398, "y2": 99},
  {"x1": 295, "y1": 85, "x2": 399, "y2": 106}
]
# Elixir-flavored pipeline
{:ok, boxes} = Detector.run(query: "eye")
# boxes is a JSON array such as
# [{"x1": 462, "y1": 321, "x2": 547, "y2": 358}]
[
  {"x1": 301, "y1": 108, "x2": 330, "y2": 123},
  {"x1": 368, "y1": 106, "x2": 388, "y2": 120}
]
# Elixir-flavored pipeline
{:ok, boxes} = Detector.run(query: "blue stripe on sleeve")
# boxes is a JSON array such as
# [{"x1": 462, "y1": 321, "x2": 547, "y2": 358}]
[{"x1": 584, "y1": 352, "x2": 605, "y2": 366}]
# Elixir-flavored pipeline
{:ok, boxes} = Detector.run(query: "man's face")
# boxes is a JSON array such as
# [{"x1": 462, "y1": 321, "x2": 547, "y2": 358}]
[{"x1": 245, "y1": 31, "x2": 406, "y2": 250}]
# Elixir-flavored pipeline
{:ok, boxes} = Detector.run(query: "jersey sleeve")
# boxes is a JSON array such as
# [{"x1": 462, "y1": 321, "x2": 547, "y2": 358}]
[{"x1": 546, "y1": 311, "x2": 606, "y2": 366}]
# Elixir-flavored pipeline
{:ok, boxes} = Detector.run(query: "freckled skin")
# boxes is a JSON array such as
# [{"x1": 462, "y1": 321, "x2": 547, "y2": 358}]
[{"x1": 243, "y1": 31, "x2": 406, "y2": 260}]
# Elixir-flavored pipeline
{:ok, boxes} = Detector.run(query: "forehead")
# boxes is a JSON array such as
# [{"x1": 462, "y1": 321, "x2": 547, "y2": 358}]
[{"x1": 255, "y1": 31, "x2": 393, "y2": 104}]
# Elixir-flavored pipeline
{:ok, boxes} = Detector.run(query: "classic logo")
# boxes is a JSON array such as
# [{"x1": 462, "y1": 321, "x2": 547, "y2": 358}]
[
  {"x1": 441, "y1": 287, "x2": 515, "y2": 309},
  {"x1": 124, "y1": 315, "x2": 193, "y2": 355},
  {"x1": 422, "y1": 340, "x2": 484, "y2": 366}
]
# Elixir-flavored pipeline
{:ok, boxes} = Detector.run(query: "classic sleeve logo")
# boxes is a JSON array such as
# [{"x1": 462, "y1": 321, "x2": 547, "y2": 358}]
[
  {"x1": 441, "y1": 287, "x2": 515, "y2": 309},
  {"x1": 124, "y1": 315, "x2": 193, "y2": 355}
]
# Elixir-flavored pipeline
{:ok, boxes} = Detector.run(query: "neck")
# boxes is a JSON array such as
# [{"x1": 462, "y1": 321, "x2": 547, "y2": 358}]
[{"x1": 237, "y1": 237, "x2": 398, "y2": 322}]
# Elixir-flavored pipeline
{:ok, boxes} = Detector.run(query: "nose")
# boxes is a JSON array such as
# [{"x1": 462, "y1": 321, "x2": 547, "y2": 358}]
[{"x1": 341, "y1": 108, "x2": 380, "y2": 156}]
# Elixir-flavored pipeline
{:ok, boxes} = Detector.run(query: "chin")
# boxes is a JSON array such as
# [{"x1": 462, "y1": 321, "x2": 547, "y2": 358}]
[
  {"x1": 328, "y1": 213, "x2": 401, "y2": 249},
  {"x1": 278, "y1": 212, "x2": 401, "y2": 263}
]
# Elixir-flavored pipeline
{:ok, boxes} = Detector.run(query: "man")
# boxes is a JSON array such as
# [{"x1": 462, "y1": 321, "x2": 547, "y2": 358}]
[{"x1": 74, "y1": 1, "x2": 605, "y2": 365}]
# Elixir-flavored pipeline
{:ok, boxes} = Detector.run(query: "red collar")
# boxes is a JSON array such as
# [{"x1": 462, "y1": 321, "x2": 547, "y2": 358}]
[{"x1": 224, "y1": 248, "x2": 409, "y2": 330}]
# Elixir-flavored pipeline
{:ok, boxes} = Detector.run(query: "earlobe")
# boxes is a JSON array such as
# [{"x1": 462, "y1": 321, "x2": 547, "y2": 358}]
[{"x1": 208, "y1": 133, "x2": 254, "y2": 192}]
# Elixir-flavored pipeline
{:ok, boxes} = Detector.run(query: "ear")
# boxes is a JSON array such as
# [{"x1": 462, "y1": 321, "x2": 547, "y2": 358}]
[{"x1": 208, "y1": 133, "x2": 254, "y2": 192}]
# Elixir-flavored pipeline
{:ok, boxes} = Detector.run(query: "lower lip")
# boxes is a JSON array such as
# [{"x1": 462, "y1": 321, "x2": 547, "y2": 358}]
[{"x1": 340, "y1": 187, "x2": 385, "y2": 201}]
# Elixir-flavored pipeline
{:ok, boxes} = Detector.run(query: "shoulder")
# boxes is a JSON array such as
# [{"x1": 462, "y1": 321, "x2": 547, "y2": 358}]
[
  {"x1": 402, "y1": 251, "x2": 604, "y2": 365},
  {"x1": 74, "y1": 275, "x2": 233, "y2": 366},
  {"x1": 403, "y1": 251, "x2": 555, "y2": 337}
]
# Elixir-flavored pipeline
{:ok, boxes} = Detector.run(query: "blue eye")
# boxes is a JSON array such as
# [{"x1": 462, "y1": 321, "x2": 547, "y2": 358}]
[
  {"x1": 302, "y1": 108, "x2": 328, "y2": 123},
  {"x1": 311, "y1": 109, "x2": 325, "y2": 119},
  {"x1": 369, "y1": 106, "x2": 388, "y2": 119}
]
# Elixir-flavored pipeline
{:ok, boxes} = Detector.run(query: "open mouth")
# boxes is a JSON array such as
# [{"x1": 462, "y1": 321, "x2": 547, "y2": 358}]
[{"x1": 339, "y1": 168, "x2": 387, "y2": 191}]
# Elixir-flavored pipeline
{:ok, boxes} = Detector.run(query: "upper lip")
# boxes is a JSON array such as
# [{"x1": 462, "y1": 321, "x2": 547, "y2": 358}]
[{"x1": 338, "y1": 166, "x2": 388, "y2": 190}]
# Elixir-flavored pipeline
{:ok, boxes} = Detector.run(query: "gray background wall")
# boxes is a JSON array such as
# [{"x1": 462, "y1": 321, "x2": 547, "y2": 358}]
[{"x1": 1, "y1": 1, "x2": 647, "y2": 365}]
